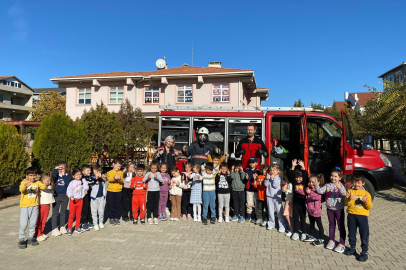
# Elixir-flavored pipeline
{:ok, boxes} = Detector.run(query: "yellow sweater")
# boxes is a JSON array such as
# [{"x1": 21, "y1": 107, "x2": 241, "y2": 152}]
[
  {"x1": 19, "y1": 180, "x2": 48, "y2": 208},
  {"x1": 345, "y1": 189, "x2": 373, "y2": 216},
  {"x1": 107, "y1": 170, "x2": 124, "y2": 192}
]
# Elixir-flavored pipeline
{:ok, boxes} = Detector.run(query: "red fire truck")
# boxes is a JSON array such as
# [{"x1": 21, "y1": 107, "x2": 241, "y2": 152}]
[{"x1": 158, "y1": 106, "x2": 394, "y2": 197}]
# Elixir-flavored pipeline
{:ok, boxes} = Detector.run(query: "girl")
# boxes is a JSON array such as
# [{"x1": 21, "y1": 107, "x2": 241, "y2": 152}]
[
  {"x1": 169, "y1": 166, "x2": 183, "y2": 221},
  {"x1": 122, "y1": 163, "x2": 135, "y2": 222},
  {"x1": 305, "y1": 174, "x2": 325, "y2": 246},
  {"x1": 90, "y1": 165, "x2": 107, "y2": 230},
  {"x1": 315, "y1": 168, "x2": 347, "y2": 253},
  {"x1": 189, "y1": 164, "x2": 203, "y2": 222},
  {"x1": 142, "y1": 161, "x2": 164, "y2": 225},
  {"x1": 159, "y1": 163, "x2": 171, "y2": 221},
  {"x1": 51, "y1": 162, "x2": 71, "y2": 236},
  {"x1": 255, "y1": 164, "x2": 269, "y2": 227},
  {"x1": 181, "y1": 161, "x2": 193, "y2": 220},
  {"x1": 66, "y1": 168, "x2": 89, "y2": 235},
  {"x1": 265, "y1": 164, "x2": 286, "y2": 232},
  {"x1": 35, "y1": 174, "x2": 55, "y2": 241},
  {"x1": 282, "y1": 168, "x2": 294, "y2": 237}
]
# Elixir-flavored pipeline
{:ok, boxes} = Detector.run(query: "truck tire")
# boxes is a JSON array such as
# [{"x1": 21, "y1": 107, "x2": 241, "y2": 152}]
[{"x1": 364, "y1": 178, "x2": 375, "y2": 201}]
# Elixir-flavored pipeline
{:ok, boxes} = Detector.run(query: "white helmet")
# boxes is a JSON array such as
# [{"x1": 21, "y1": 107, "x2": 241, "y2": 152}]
[{"x1": 198, "y1": 127, "x2": 209, "y2": 135}]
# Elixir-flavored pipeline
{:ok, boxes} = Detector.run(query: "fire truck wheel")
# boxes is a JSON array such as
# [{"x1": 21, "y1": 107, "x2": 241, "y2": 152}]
[{"x1": 363, "y1": 178, "x2": 375, "y2": 201}]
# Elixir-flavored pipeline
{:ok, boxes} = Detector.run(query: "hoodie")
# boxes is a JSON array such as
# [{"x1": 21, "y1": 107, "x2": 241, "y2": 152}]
[{"x1": 52, "y1": 169, "x2": 71, "y2": 196}]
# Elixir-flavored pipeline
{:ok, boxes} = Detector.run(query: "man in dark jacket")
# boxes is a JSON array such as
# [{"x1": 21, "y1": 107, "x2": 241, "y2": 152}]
[{"x1": 182, "y1": 127, "x2": 220, "y2": 165}]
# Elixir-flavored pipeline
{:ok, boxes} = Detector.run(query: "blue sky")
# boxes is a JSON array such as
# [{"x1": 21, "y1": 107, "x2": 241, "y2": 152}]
[{"x1": 1, "y1": 0, "x2": 405, "y2": 107}]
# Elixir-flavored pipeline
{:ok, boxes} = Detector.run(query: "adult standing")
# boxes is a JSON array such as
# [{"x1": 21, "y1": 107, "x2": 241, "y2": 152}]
[
  {"x1": 235, "y1": 124, "x2": 269, "y2": 169},
  {"x1": 182, "y1": 127, "x2": 220, "y2": 165},
  {"x1": 153, "y1": 135, "x2": 179, "y2": 171}
]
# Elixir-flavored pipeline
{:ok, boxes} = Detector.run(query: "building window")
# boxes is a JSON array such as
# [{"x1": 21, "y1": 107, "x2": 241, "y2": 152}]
[
  {"x1": 396, "y1": 71, "x2": 403, "y2": 83},
  {"x1": 2, "y1": 81, "x2": 6, "y2": 86},
  {"x1": 212, "y1": 83, "x2": 230, "y2": 102},
  {"x1": 0, "y1": 111, "x2": 3, "y2": 120},
  {"x1": 144, "y1": 86, "x2": 159, "y2": 104},
  {"x1": 109, "y1": 86, "x2": 124, "y2": 104},
  {"x1": 17, "y1": 83, "x2": 21, "y2": 88},
  {"x1": 0, "y1": 94, "x2": 3, "y2": 102},
  {"x1": 177, "y1": 85, "x2": 193, "y2": 103},
  {"x1": 78, "y1": 88, "x2": 91, "y2": 105}
]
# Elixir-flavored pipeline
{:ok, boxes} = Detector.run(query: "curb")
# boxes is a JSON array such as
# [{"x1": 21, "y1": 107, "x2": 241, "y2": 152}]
[{"x1": 0, "y1": 196, "x2": 20, "y2": 211}]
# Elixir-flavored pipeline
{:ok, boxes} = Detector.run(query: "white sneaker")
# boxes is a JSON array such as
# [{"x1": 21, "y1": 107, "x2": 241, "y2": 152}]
[
  {"x1": 94, "y1": 225, "x2": 100, "y2": 231},
  {"x1": 60, "y1": 227, "x2": 67, "y2": 235},
  {"x1": 173, "y1": 218, "x2": 179, "y2": 221},
  {"x1": 225, "y1": 217, "x2": 230, "y2": 223},
  {"x1": 99, "y1": 223, "x2": 104, "y2": 229},
  {"x1": 148, "y1": 218, "x2": 153, "y2": 225},
  {"x1": 52, "y1": 228, "x2": 62, "y2": 236},
  {"x1": 218, "y1": 217, "x2": 223, "y2": 223},
  {"x1": 194, "y1": 216, "x2": 198, "y2": 222},
  {"x1": 170, "y1": 218, "x2": 174, "y2": 221},
  {"x1": 197, "y1": 216, "x2": 201, "y2": 222},
  {"x1": 285, "y1": 231, "x2": 292, "y2": 237},
  {"x1": 37, "y1": 235, "x2": 47, "y2": 242},
  {"x1": 153, "y1": 218, "x2": 159, "y2": 225},
  {"x1": 44, "y1": 234, "x2": 49, "y2": 239}
]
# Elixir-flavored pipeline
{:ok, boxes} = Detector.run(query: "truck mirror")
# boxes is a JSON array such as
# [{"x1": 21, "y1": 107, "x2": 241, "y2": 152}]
[{"x1": 363, "y1": 134, "x2": 373, "y2": 144}]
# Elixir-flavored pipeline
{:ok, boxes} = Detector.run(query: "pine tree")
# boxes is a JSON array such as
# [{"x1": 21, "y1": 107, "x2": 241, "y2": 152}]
[{"x1": 293, "y1": 99, "x2": 305, "y2": 107}]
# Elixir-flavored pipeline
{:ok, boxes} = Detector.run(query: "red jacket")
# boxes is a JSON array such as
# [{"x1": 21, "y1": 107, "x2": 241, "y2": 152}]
[
  {"x1": 236, "y1": 137, "x2": 268, "y2": 169},
  {"x1": 131, "y1": 176, "x2": 147, "y2": 195}
]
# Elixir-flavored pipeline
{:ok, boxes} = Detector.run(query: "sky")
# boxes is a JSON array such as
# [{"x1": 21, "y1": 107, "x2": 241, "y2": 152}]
[{"x1": 1, "y1": 0, "x2": 405, "y2": 107}]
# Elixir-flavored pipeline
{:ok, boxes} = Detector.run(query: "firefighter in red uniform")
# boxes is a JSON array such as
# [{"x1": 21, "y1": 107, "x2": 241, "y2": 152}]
[{"x1": 235, "y1": 124, "x2": 269, "y2": 169}]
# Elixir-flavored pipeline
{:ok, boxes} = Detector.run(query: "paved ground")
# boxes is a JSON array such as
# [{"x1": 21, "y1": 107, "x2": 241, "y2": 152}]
[{"x1": 0, "y1": 189, "x2": 405, "y2": 270}]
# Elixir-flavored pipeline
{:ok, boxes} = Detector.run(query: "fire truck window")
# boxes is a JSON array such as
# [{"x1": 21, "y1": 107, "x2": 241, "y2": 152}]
[
  {"x1": 271, "y1": 122, "x2": 290, "y2": 141},
  {"x1": 228, "y1": 122, "x2": 262, "y2": 158}
]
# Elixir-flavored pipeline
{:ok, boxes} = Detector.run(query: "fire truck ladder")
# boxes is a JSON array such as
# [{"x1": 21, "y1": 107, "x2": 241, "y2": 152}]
[{"x1": 159, "y1": 105, "x2": 321, "y2": 112}]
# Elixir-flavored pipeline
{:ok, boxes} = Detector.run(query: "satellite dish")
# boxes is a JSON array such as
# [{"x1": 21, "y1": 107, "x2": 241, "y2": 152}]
[{"x1": 156, "y1": 58, "x2": 166, "y2": 69}]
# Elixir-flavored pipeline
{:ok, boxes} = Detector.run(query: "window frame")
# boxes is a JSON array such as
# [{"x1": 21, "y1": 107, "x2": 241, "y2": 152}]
[
  {"x1": 108, "y1": 86, "x2": 124, "y2": 105},
  {"x1": 144, "y1": 86, "x2": 160, "y2": 105},
  {"x1": 77, "y1": 87, "x2": 92, "y2": 105},
  {"x1": 176, "y1": 84, "x2": 193, "y2": 103},
  {"x1": 212, "y1": 83, "x2": 230, "y2": 103}
]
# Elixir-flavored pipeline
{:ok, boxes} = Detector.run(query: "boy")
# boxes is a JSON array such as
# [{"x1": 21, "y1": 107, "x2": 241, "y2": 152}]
[
  {"x1": 230, "y1": 161, "x2": 246, "y2": 223},
  {"x1": 106, "y1": 158, "x2": 124, "y2": 225},
  {"x1": 344, "y1": 173, "x2": 373, "y2": 262},
  {"x1": 18, "y1": 167, "x2": 50, "y2": 249},
  {"x1": 244, "y1": 156, "x2": 259, "y2": 222},
  {"x1": 208, "y1": 153, "x2": 226, "y2": 175},
  {"x1": 215, "y1": 162, "x2": 232, "y2": 222},
  {"x1": 202, "y1": 162, "x2": 216, "y2": 225},
  {"x1": 131, "y1": 164, "x2": 147, "y2": 225},
  {"x1": 80, "y1": 165, "x2": 95, "y2": 231},
  {"x1": 90, "y1": 165, "x2": 106, "y2": 231}
]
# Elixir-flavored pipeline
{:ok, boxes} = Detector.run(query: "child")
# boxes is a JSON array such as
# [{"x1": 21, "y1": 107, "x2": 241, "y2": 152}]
[
  {"x1": 208, "y1": 153, "x2": 226, "y2": 175},
  {"x1": 90, "y1": 165, "x2": 106, "y2": 231},
  {"x1": 282, "y1": 168, "x2": 294, "y2": 237},
  {"x1": 181, "y1": 161, "x2": 193, "y2": 220},
  {"x1": 265, "y1": 164, "x2": 286, "y2": 232},
  {"x1": 344, "y1": 173, "x2": 373, "y2": 262},
  {"x1": 304, "y1": 174, "x2": 325, "y2": 246},
  {"x1": 159, "y1": 162, "x2": 171, "y2": 221},
  {"x1": 289, "y1": 159, "x2": 309, "y2": 241},
  {"x1": 215, "y1": 162, "x2": 232, "y2": 222},
  {"x1": 255, "y1": 164, "x2": 269, "y2": 226},
  {"x1": 315, "y1": 168, "x2": 347, "y2": 253},
  {"x1": 202, "y1": 162, "x2": 216, "y2": 225},
  {"x1": 18, "y1": 167, "x2": 50, "y2": 249},
  {"x1": 190, "y1": 164, "x2": 203, "y2": 222},
  {"x1": 169, "y1": 166, "x2": 183, "y2": 221},
  {"x1": 122, "y1": 162, "x2": 135, "y2": 222},
  {"x1": 143, "y1": 161, "x2": 164, "y2": 225},
  {"x1": 66, "y1": 168, "x2": 89, "y2": 235},
  {"x1": 51, "y1": 162, "x2": 71, "y2": 236},
  {"x1": 35, "y1": 174, "x2": 55, "y2": 242},
  {"x1": 230, "y1": 161, "x2": 246, "y2": 223},
  {"x1": 106, "y1": 158, "x2": 124, "y2": 226},
  {"x1": 244, "y1": 156, "x2": 259, "y2": 222},
  {"x1": 80, "y1": 165, "x2": 95, "y2": 231},
  {"x1": 131, "y1": 164, "x2": 147, "y2": 225}
]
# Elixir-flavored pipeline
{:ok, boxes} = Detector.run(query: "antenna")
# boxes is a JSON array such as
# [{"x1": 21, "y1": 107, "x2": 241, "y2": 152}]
[{"x1": 192, "y1": 42, "x2": 194, "y2": 66}]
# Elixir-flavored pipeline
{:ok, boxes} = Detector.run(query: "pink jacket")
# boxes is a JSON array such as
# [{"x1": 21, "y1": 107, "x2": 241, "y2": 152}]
[{"x1": 305, "y1": 188, "x2": 322, "y2": 217}]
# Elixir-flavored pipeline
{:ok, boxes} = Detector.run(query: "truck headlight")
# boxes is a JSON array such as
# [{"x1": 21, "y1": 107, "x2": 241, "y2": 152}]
[{"x1": 380, "y1": 154, "x2": 392, "y2": 167}]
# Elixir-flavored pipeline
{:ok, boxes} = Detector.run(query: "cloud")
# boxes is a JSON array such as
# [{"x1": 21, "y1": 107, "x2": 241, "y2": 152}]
[{"x1": 8, "y1": 3, "x2": 28, "y2": 40}]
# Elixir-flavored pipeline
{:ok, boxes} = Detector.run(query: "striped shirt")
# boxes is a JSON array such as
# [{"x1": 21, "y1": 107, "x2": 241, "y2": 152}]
[{"x1": 202, "y1": 172, "x2": 215, "y2": 191}]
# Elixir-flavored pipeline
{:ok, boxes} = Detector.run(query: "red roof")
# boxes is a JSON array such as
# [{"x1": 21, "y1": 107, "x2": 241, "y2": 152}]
[
  {"x1": 0, "y1": 76, "x2": 13, "y2": 80},
  {"x1": 325, "y1": 101, "x2": 351, "y2": 112},
  {"x1": 350, "y1": 92, "x2": 382, "y2": 106},
  {"x1": 52, "y1": 66, "x2": 252, "y2": 79}
]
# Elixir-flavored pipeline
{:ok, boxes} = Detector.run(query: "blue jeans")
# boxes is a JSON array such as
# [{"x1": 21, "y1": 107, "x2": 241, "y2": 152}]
[{"x1": 202, "y1": 191, "x2": 216, "y2": 219}]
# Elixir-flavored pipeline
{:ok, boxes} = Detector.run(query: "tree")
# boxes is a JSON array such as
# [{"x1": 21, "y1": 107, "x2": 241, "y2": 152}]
[
  {"x1": 78, "y1": 101, "x2": 125, "y2": 164},
  {"x1": 310, "y1": 102, "x2": 324, "y2": 110},
  {"x1": 293, "y1": 99, "x2": 305, "y2": 107},
  {"x1": 324, "y1": 101, "x2": 341, "y2": 122},
  {"x1": 0, "y1": 123, "x2": 30, "y2": 196},
  {"x1": 32, "y1": 112, "x2": 92, "y2": 172},
  {"x1": 30, "y1": 91, "x2": 66, "y2": 121}
]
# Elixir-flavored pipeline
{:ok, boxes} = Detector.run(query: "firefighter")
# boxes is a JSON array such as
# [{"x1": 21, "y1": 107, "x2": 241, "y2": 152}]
[{"x1": 182, "y1": 127, "x2": 221, "y2": 165}]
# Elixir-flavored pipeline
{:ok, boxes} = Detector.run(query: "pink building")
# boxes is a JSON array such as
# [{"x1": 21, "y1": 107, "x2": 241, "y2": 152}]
[{"x1": 51, "y1": 62, "x2": 269, "y2": 119}]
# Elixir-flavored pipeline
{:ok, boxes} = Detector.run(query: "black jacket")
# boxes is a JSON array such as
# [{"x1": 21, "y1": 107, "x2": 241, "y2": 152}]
[{"x1": 153, "y1": 146, "x2": 179, "y2": 171}]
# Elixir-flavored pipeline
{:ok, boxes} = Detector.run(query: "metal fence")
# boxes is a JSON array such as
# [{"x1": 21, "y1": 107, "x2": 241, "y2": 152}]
[{"x1": 374, "y1": 139, "x2": 406, "y2": 155}]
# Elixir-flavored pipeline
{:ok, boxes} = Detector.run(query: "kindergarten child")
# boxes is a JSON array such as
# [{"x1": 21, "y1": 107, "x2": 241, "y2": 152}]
[
  {"x1": 122, "y1": 162, "x2": 135, "y2": 222},
  {"x1": 315, "y1": 168, "x2": 347, "y2": 253},
  {"x1": 66, "y1": 168, "x2": 89, "y2": 235},
  {"x1": 208, "y1": 153, "x2": 226, "y2": 175},
  {"x1": 344, "y1": 173, "x2": 373, "y2": 262},
  {"x1": 131, "y1": 164, "x2": 147, "y2": 225},
  {"x1": 230, "y1": 161, "x2": 246, "y2": 223},
  {"x1": 215, "y1": 162, "x2": 232, "y2": 223},
  {"x1": 255, "y1": 164, "x2": 269, "y2": 226},
  {"x1": 181, "y1": 161, "x2": 193, "y2": 220},
  {"x1": 159, "y1": 163, "x2": 171, "y2": 221},
  {"x1": 169, "y1": 166, "x2": 183, "y2": 221},
  {"x1": 265, "y1": 164, "x2": 286, "y2": 232},
  {"x1": 35, "y1": 174, "x2": 55, "y2": 242},
  {"x1": 143, "y1": 161, "x2": 164, "y2": 225},
  {"x1": 80, "y1": 165, "x2": 95, "y2": 231},
  {"x1": 282, "y1": 168, "x2": 294, "y2": 237},
  {"x1": 202, "y1": 162, "x2": 216, "y2": 225},
  {"x1": 90, "y1": 165, "x2": 106, "y2": 231},
  {"x1": 244, "y1": 156, "x2": 259, "y2": 222},
  {"x1": 18, "y1": 167, "x2": 50, "y2": 249},
  {"x1": 51, "y1": 162, "x2": 71, "y2": 236},
  {"x1": 190, "y1": 164, "x2": 203, "y2": 222},
  {"x1": 106, "y1": 159, "x2": 124, "y2": 226},
  {"x1": 304, "y1": 174, "x2": 325, "y2": 246}
]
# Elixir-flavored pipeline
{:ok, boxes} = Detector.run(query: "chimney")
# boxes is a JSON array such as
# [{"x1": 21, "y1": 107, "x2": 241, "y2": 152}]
[
  {"x1": 208, "y1": 61, "x2": 222, "y2": 68},
  {"x1": 354, "y1": 93, "x2": 359, "y2": 102},
  {"x1": 344, "y1": 92, "x2": 349, "y2": 100}
]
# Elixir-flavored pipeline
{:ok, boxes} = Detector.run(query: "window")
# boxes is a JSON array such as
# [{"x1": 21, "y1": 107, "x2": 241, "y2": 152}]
[
  {"x1": 109, "y1": 86, "x2": 124, "y2": 104},
  {"x1": 17, "y1": 83, "x2": 21, "y2": 88},
  {"x1": 78, "y1": 88, "x2": 91, "y2": 105},
  {"x1": 271, "y1": 121, "x2": 290, "y2": 141},
  {"x1": 396, "y1": 71, "x2": 403, "y2": 83},
  {"x1": 212, "y1": 83, "x2": 230, "y2": 102},
  {"x1": 0, "y1": 112, "x2": 3, "y2": 120},
  {"x1": 177, "y1": 85, "x2": 193, "y2": 103},
  {"x1": 2, "y1": 81, "x2": 6, "y2": 86},
  {"x1": 144, "y1": 86, "x2": 159, "y2": 104},
  {"x1": 0, "y1": 94, "x2": 3, "y2": 102}
]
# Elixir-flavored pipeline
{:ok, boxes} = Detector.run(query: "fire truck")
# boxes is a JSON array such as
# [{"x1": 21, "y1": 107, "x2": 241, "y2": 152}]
[{"x1": 158, "y1": 106, "x2": 394, "y2": 198}]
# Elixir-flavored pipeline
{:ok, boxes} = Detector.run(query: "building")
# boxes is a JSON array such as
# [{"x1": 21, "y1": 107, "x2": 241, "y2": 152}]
[
  {"x1": 0, "y1": 76, "x2": 33, "y2": 121},
  {"x1": 344, "y1": 92, "x2": 382, "y2": 112},
  {"x1": 50, "y1": 62, "x2": 269, "y2": 120},
  {"x1": 33, "y1": 87, "x2": 66, "y2": 100},
  {"x1": 378, "y1": 61, "x2": 406, "y2": 91}
]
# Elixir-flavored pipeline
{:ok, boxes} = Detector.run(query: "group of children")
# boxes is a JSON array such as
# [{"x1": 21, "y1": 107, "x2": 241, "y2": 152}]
[{"x1": 17, "y1": 155, "x2": 373, "y2": 262}]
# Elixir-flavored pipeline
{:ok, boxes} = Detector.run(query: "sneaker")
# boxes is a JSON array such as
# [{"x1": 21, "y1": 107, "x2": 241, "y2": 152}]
[
  {"x1": 18, "y1": 240, "x2": 27, "y2": 249},
  {"x1": 52, "y1": 228, "x2": 62, "y2": 236},
  {"x1": 238, "y1": 216, "x2": 245, "y2": 223},
  {"x1": 88, "y1": 222, "x2": 94, "y2": 229},
  {"x1": 291, "y1": 233, "x2": 299, "y2": 241},
  {"x1": 300, "y1": 234, "x2": 307, "y2": 242},
  {"x1": 99, "y1": 223, "x2": 105, "y2": 229},
  {"x1": 256, "y1": 219, "x2": 263, "y2": 225},
  {"x1": 140, "y1": 218, "x2": 146, "y2": 224},
  {"x1": 110, "y1": 219, "x2": 116, "y2": 226},
  {"x1": 37, "y1": 235, "x2": 47, "y2": 242},
  {"x1": 82, "y1": 223, "x2": 89, "y2": 231},
  {"x1": 170, "y1": 218, "x2": 174, "y2": 221},
  {"x1": 266, "y1": 227, "x2": 273, "y2": 230},
  {"x1": 44, "y1": 234, "x2": 49, "y2": 239},
  {"x1": 344, "y1": 247, "x2": 356, "y2": 255},
  {"x1": 218, "y1": 217, "x2": 223, "y2": 223},
  {"x1": 225, "y1": 217, "x2": 230, "y2": 223},
  {"x1": 278, "y1": 228, "x2": 285, "y2": 233},
  {"x1": 67, "y1": 229, "x2": 73, "y2": 236},
  {"x1": 182, "y1": 214, "x2": 186, "y2": 220},
  {"x1": 231, "y1": 215, "x2": 238, "y2": 222},
  {"x1": 133, "y1": 219, "x2": 138, "y2": 225},
  {"x1": 187, "y1": 214, "x2": 192, "y2": 220},
  {"x1": 358, "y1": 253, "x2": 368, "y2": 262},
  {"x1": 75, "y1": 228, "x2": 83, "y2": 234},
  {"x1": 312, "y1": 239, "x2": 324, "y2": 247},
  {"x1": 334, "y1": 244, "x2": 345, "y2": 253},
  {"x1": 250, "y1": 219, "x2": 256, "y2": 224},
  {"x1": 158, "y1": 214, "x2": 162, "y2": 221},
  {"x1": 304, "y1": 235, "x2": 315, "y2": 242},
  {"x1": 173, "y1": 218, "x2": 180, "y2": 221},
  {"x1": 202, "y1": 218, "x2": 208, "y2": 225},
  {"x1": 285, "y1": 231, "x2": 292, "y2": 237},
  {"x1": 27, "y1": 238, "x2": 39, "y2": 246},
  {"x1": 210, "y1": 217, "x2": 216, "y2": 224},
  {"x1": 94, "y1": 225, "x2": 100, "y2": 231},
  {"x1": 153, "y1": 218, "x2": 158, "y2": 225},
  {"x1": 161, "y1": 215, "x2": 168, "y2": 221},
  {"x1": 194, "y1": 216, "x2": 198, "y2": 222},
  {"x1": 122, "y1": 217, "x2": 129, "y2": 222},
  {"x1": 148, "y1": 218, "x2": 153, "y2": 225},
  {"x1": 115, "y1": 219, "x2": 121, "y2": 225},
  {"x1": 197, "y1": 216, "x2": 201, "y2": 222},
  {"x1": 59, "y1": 227, "x2": 67, "y2": 235},
  {"x1": 326, "y1": 240, "x2": 335, "y2": 250}
]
